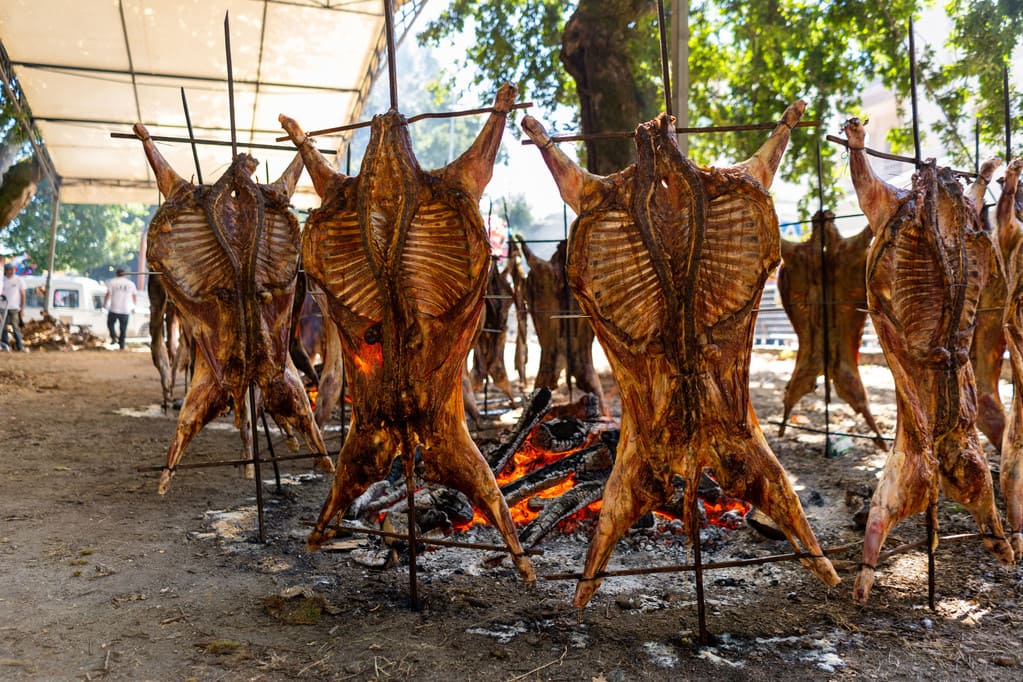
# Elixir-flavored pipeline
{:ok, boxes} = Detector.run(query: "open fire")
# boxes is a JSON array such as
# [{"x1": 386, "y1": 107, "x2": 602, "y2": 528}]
[
  {"x1": 338, "y1": 389, "x2": 753, "y2": 551},
  {"x1": 455, "y1": 403, "x2": 753, "y2": 538}
]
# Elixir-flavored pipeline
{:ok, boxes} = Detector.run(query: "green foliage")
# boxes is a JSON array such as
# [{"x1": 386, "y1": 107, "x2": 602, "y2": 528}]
[
  {"x1": 922, "y1": 0, "x2": 1023, "y2": 164},
  {"x1": 686, "y1": 0, "x2": 922, "y2": 212},
  {"x1": 418, "y1": 1, "x2": 1023, "y2": 215},
  {"x1": 3, "y1": 189, "x2": 148, "y2": 274},
  {"x1": 498, "y1": 194, "x2": 534, "y2": 231},
  {"x1": 418, "y1": 0, "x2": 574, "y2": 115}
]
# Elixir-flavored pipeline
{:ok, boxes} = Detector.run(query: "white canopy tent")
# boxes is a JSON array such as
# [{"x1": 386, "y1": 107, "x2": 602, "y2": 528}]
[{"x1": 0, "y1": 0, "x2": 427, "y2": 209}]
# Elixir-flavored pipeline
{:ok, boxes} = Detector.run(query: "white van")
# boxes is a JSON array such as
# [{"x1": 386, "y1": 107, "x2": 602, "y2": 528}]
[{"x1": 19, "y1": 275, "x2": 151, "y2": 339}]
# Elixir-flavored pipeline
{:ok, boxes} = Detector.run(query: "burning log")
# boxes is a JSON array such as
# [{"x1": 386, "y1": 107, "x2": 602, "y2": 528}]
[
  {"x1": 532, "y1": 417, "x2": 593, "y2": 452},
  {"x1": 515, "y1": 237, "x2": 606, "y2": 408},
  {"x1": 518, "y1": 480, "x2": 605, "y2": 548},
  {"x1": 501, "y1": 435, "x2": 616, "y2": 506},
  {"x1": 485, "y1": 387, "x2": 553, "y2": 473},
  {"x1": 378, "y1": 487, "x2": 476, "y2": 535}
]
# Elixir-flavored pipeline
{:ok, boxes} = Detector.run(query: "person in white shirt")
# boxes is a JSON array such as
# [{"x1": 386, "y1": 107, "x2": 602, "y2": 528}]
[
  {"x1": 103, "y1": 268, "x2": 138, "y2": 350},
  {"x1": 1, "y1": 263, "x2": 26, "y2": 351}
]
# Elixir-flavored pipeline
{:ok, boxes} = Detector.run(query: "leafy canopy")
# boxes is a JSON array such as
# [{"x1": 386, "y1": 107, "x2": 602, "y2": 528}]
[
  {"x1": 420, "y1": 1, "x2": 1021, "y2": 213},
  {"x1": 4, "y1": 191, "x2": 148, "y2": 274}
]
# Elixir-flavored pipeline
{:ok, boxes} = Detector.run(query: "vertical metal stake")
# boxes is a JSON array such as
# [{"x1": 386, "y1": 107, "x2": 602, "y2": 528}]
[
  {"x1": 180, "y1": 88, "x2": 203, "y2": 185},
  {"x1": 383, "y1": 0, "x2": 398, "y2": 110},
  {"x1": 339, "y1": 373, "x2": 348, "y2": 440},
  {"x1": 249, "y1": 383, "x2": 266, "y2": 544},
  {"x1": 656, "y1": 0, "x2": 673, "y2": 118},
  {"x1": 563, "y1": 204, "x2": 575, "y2": 403},
  {"x1": 224, "y1": 12, "x2": 237, "y2": 158},
  {"x1": 260, "y1": 411, "x2": 282, "y2": 494},
  {"x1": 974, "y1": 118, "x2": 980, "y2": 176},
  {"x1": 692, "y1": 499, "x2": 708, "y2": 644},
  {"x1": 815, "y1": 139, "x2": 832, "y2": 456},
  {"x1": 908, "y1": 18, "x2": 921, "y2": 166},
  {"x1": 405, "y1": 446, "x2": 421, "y2": 610},
  {"x1": 926, "y1": 503, "x2": 937, "y2": 610},
  {"x1": 1004, "y1": 64, "x2": 1012, "y2": 163}
]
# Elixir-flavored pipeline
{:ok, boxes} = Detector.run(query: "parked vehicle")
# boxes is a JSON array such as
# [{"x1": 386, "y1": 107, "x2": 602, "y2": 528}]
[{"x1": 21, "y1": 275, "x2": 151, "y2": 339}]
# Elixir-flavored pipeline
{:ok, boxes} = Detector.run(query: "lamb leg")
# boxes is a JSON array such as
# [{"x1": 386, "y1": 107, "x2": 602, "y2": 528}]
[
  {"x1": 715, "y1": 419, "x2": 840, "y2": 587},
  {"x1": 844, "y1": 119, "x2": 907, "y2": 233},
  {"x1": 314, "y1": 312, "x2": 344, "y2": 429},
  {"x1": 307, "y1": 424, "x2": 400, "y2": 550},
  {"x1": 573, "y1": 427, "x2": 660, "y2": 607},
  {"x1": 261, "y1": 361, "x2": 334, "y2": 472},
  {"x1": 853, "y1": 424, "x2": 934, "y2": 603},
  {"x1": 133, "y1": 124, "x2": 190, "y2": 200},
  {"x1": 421, "y1": 405, "x2": 535, "y2": 582},
  {"x1": 278, "y1": 115, "x2": 346, "y2": 198},
  {"x1": 734, "y1": 100, "x2": 805, "y2": 189},
  {"x1": 935, "y1": 427, "x2": 1013, "y2": 563},
  {"x1": 158, "y1": 355, "x2": 230, "y2": 494}
]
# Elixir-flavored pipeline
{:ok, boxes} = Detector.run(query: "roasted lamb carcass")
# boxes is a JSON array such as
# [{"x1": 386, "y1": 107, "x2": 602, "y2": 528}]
[
  {"x1": 133, "y1": 125, "x2": 333, "y2": 494},
  {"x1": 967, "y1": 159, "x2": 1007, "y2": 454},
  {"x1": 470, "y1": 262, "x2": 517, "y2": 403},
  {"x1": 148, "y1": 274, "x2": 192, "y2": 410},
  {"x1": 997, "y1": 157, "x2": 1023, "y2": 554},
  {"x1": 778, "y1": 211, "x2": 886, "y2": 448},
  {"x1": 522, "y1": 102, "x2": 840, "y2": 607},
  {"x1": 507, "y1": 239, "x2": 531, "y2": 392},
  {"x1": 842, "y1": 119, "x2": 1013, "y2": 604},
  {"x1": 279, "y1": 83, "x2": 535, "y2": 582},
  {"x1": 516, "y1": 237, "x2": 605, "y2": 407}
]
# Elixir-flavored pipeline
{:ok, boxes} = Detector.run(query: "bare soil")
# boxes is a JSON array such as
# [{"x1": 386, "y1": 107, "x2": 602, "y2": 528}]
[{"x1": 1, "y1": 348, "x2": 1022, "y2": 681}]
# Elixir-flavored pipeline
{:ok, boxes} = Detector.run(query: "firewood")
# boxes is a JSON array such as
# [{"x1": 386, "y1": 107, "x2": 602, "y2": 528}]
[{"x1": 518, "y1": 480, "x2": 605, "y2": 548}]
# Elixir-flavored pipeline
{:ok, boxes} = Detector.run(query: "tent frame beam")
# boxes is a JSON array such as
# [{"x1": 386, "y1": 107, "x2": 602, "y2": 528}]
[{"x1": 12, "y1": 61, "x2": 360, "y2": 94}]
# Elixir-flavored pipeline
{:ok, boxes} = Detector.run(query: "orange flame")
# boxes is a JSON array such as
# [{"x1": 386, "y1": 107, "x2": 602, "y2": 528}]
[
  {"x1": 353, "y1": 341, "x2": 383, "y2": 374},
  {"x1": 457, "y1": 434, "x2": 603, "y2": 530}
]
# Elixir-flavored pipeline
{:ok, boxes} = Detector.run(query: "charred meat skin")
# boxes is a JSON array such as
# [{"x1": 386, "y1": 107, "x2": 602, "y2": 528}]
[
  {"x1": 280, "y1": 84, "x2": 535, "y2": 583},
  {"x1": 843, "y1": 119, "x2": 1013, "y2": 604},
  {"x1": 523, "y1": 102, "x2": 839, "y2": 608},
  {"x1": 778, "y1": 211, "x2": 886, "y2": 449},
  {"x1": 133, "y1": 125, "x2": 332, "y2": 494},
  {"x1": 997, "y1": 158, "x2": 1023, "y2": 555}
]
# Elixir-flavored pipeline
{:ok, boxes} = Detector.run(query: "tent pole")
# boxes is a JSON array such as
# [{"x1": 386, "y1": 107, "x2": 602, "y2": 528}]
[{"x1": 43, "y1": 181, "x2": 61, "y2": 315}]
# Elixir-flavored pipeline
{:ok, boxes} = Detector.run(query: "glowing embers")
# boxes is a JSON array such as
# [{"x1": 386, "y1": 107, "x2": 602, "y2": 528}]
[
  {"x1": 352, "y1": 340, "x2": 383, "y2": 375},
  {"x1": 458, "y1": 413, "x2": 752, "y2": 541}
]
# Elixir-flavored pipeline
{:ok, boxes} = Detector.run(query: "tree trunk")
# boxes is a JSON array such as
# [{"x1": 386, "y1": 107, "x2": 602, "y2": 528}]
[
  {"x1": 560, "y1": 0, "x2": 653, "y2": 174},
  {"x1": 0, "y1": 156, "x2": 43, "y2": 230}
]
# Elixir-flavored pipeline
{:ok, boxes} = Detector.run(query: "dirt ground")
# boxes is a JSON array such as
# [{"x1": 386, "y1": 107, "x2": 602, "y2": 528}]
[{"x1": 2, "y1": 347, "x2": 1023, "y2": 681}]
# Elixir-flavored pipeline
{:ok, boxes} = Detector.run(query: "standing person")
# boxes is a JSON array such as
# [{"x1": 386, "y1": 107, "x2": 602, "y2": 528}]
[
  {"x1": 103, "y1": 268, "x2": 137, "y2": 350},
  {"x1": 1, "y1": 263, "x2": 26, "y2": 351}
]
